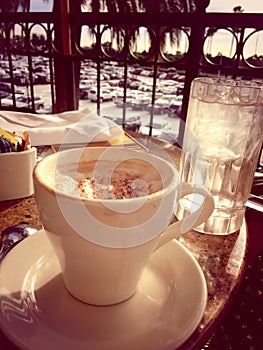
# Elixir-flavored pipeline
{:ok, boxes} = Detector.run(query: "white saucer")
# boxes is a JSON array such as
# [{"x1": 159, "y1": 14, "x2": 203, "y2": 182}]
[{"x1": 0, "y1": 230, "x2": 207, "y2": 350}]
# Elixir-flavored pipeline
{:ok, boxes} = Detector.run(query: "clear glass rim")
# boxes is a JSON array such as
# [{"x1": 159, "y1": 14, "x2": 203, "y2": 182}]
[{"x1": 193, "y1": 77, "x2": 262, "y2": 89}]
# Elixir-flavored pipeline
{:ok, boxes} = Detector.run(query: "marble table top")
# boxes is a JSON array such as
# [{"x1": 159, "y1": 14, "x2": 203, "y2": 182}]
[{"x1": 0, "y1": 135, "x2": 248, "y2": 350}]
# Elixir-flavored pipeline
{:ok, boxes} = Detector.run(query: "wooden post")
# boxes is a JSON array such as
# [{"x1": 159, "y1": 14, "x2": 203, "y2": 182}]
[{"x1": 53, "y1": 0, "x2": 78, "y2": 113}]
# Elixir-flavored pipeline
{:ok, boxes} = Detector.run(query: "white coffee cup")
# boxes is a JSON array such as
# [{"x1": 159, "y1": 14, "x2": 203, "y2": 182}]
[
  {"x1": 0, "y1": 147, "x2": 36, "y2": 201},
  {"x1": 33, "y1": 147, "x2": 214, "y2": 305}
]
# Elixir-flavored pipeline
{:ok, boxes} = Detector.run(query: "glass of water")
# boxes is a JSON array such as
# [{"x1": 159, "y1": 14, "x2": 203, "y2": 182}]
[{"x1": 176, "y1": 77, "x2": 263, "y2": 235}]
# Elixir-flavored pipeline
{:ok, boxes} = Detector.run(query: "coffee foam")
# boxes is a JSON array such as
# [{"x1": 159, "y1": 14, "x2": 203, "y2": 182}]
[
  {"x1": 34, "y1": 147, "x2": 178, "y2": 247},
  {"x1": 51, "y1": 159, "x2": 164, "y2": 200}
]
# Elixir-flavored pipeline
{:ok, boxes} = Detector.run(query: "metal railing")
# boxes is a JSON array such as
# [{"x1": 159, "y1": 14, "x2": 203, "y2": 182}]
[{"x1": 0, "y1": 1, "x2": 262, "y2": 139}]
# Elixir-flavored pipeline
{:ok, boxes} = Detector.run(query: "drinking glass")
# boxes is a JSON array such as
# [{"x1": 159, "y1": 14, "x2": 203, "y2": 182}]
[{"x1": 176, "y1": 77, "x2": 263, "y2": 235}]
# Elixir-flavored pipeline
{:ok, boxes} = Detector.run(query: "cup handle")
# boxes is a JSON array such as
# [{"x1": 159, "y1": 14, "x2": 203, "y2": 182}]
[{"x1": 154, "y1": 183, "x2": 214, "y2": 251}]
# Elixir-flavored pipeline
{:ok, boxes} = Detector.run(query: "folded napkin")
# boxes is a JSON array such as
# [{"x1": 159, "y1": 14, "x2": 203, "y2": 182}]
[{"x1": 0, "y1": 107, "x2": 124, "y2": 146}]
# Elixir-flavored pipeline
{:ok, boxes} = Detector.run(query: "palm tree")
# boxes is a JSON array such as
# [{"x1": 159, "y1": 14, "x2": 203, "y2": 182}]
[
  {"x1": 205, "y1": 27, "x2": 218, "y2": 58},
  {"x1": 84, "y1": 1, "x2": 196, "y2": 43},
  {"x1": 0, "y1": 0, "x2": 197, "y2": 111},
  {"x1": 0, "y1": 0, "x2": 196, "y2": 13},
  {"x1": 0, "y1": 0, "x2": 29, "y2": 12},
  {"x1": 55, "y1": 0, "x2": 196, "y2": 111},
  {"x1": 83, "y1": 0, "x2": 195, "y2": 12}
]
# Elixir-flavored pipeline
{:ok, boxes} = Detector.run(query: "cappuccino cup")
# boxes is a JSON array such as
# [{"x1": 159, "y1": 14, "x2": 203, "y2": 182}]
[{"x1": 33, "y1": 147, "x2": 214, "y2": 305}]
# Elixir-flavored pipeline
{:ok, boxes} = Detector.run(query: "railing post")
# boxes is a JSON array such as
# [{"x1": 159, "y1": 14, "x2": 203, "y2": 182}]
[
  {"x1": 53, "y1": 0, "x2": 79, "y2": 113},
  {"x1": 231, "y1": 28, "x2": 245, "y2": 79}
]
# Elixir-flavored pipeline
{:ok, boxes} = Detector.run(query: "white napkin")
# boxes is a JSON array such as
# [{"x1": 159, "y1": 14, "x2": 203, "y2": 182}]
[{"x1": 0, "y1": 107, "x2": 124, "y2": 146}]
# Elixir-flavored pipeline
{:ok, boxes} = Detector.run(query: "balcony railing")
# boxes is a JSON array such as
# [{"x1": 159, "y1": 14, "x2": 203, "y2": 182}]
[{"x1": 0, "y1": 1, "x2": 262, "y2": 141}]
